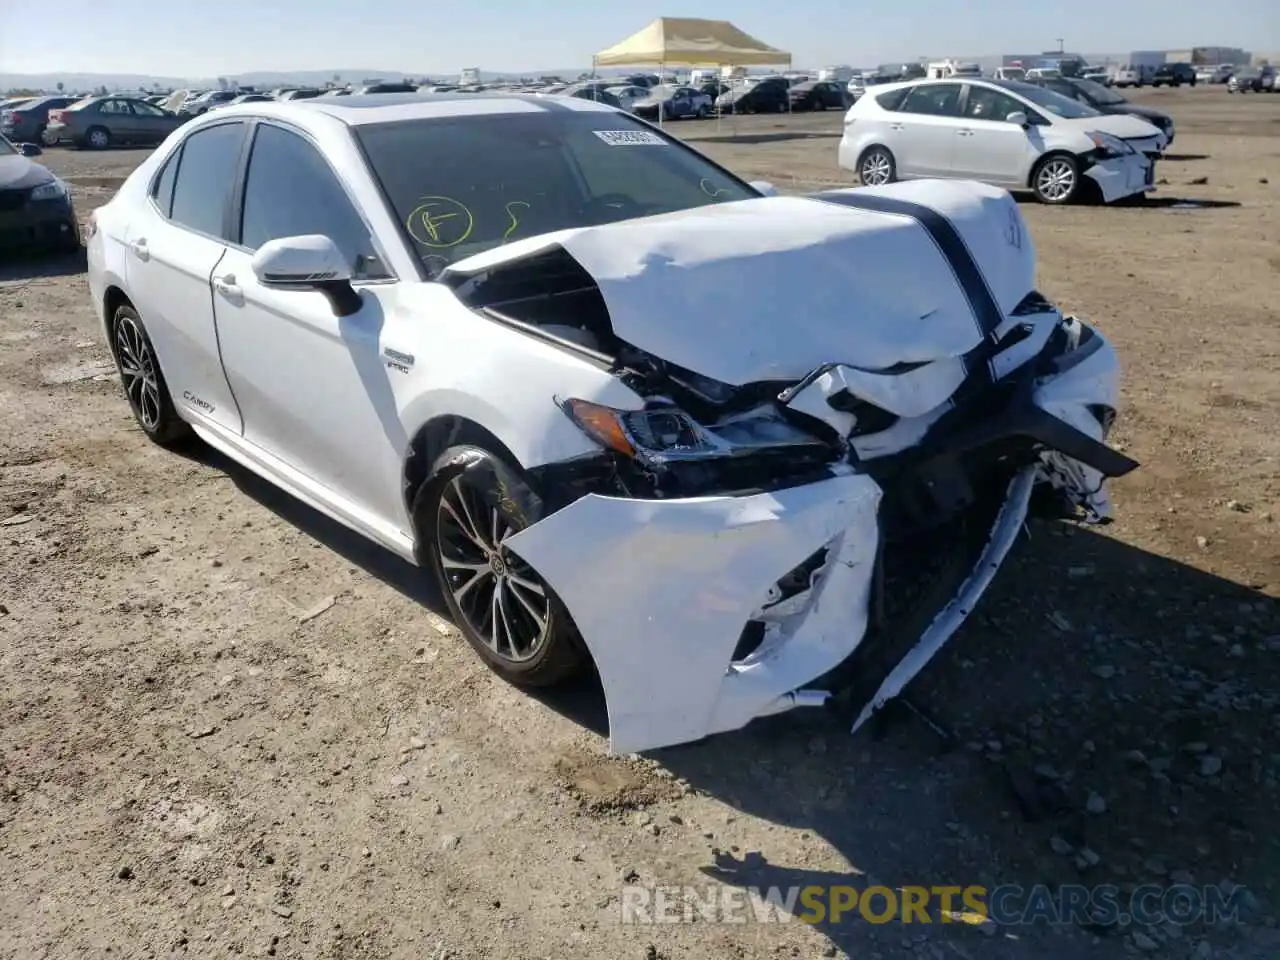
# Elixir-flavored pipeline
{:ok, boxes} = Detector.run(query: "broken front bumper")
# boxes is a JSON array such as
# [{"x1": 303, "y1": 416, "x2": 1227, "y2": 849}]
[
  {"x1": 504, "y1": 317, "x2": 1134, "y2": 755},
  {"x1": 1086, "y1": 152, "x2": 1155, "y2": 203}
]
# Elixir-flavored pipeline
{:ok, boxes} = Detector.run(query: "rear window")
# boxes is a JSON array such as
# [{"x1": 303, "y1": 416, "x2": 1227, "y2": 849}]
[{"x1": 874, "y1": 87, "x2": 910, "y2": 110}]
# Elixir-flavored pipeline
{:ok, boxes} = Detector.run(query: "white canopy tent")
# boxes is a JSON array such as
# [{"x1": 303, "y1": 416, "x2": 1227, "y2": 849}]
[{"x1": 593, "y1": 18, "x2": 792, "y2": 126}]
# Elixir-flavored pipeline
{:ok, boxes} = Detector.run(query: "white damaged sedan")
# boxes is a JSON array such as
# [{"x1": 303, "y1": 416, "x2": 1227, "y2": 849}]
[{"x1": 86, "y1": 93, "x2": 1138, "y2": 754}]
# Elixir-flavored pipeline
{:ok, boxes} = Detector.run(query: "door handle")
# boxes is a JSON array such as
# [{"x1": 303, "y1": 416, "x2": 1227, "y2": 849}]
[
  {"x1": 957, "y1": 129, "x2": 974, "y2": 136},
  {"x1": 129, "y1": 238, "x2": 149, "y2": 261},
  {"x1": 212, "y1": 273, "x2": 242, "y2": 298},
  {"x1": 889, "y1": 122, "x2": 904, "y2": 130}
]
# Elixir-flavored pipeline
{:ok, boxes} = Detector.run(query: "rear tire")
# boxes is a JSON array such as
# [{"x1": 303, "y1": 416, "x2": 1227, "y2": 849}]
[
  {"x1": 858, "y1": 145, "x2": 896, "y2": 186},
  {"x1": 108, "y1": 305, "x2": 192, "y2": 446},
  {"x1": 85, "y1": 126, "x2": 111, "y2": 150},
  {"x1": 417, "y1": 445, "x2": 586, "y2": 688}
]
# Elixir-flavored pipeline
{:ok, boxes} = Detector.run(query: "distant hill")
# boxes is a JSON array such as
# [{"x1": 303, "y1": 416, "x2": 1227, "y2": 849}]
[{"x1": 1, "y1": 67, "x2": 614, "y2": 94}]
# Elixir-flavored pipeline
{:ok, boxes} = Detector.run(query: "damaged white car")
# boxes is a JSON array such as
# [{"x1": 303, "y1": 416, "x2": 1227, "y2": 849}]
[
  {"x1": 839, "y1": 78, "x2": 1167, "y2": 204},
  {"x1": 86, "y1": 93, "x2": 1138, "y2": 754}
]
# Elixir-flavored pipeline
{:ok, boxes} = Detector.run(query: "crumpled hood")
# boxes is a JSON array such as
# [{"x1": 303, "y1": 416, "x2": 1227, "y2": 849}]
[
  {"x1": 447, "y1": 179, "x2": 1036, "y2": 385},
  {"x1": 1060, "y1": 112, "x2": 1164, "y2": 141}
]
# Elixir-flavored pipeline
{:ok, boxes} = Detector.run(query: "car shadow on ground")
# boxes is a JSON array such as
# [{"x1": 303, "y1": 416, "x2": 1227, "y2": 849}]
[
  {"x1": 165, "y1": 440, "x2": 1279, "y2": 955},
  {"x1": 638, "y1": 520, "x2": 1275, "y2": 957},
  {"x1": 1118, "y1": 196, "x2": 1243, "y2": 209},
  {"x1": 175, "y1": 442, "x2": 448, "y2": 615},
  {"x1": 0, "y1": 247, "x2": 87, "y2": 283},
  {"x1": 1162, "y1": 153, "x2": 1211, "y2": 162}
]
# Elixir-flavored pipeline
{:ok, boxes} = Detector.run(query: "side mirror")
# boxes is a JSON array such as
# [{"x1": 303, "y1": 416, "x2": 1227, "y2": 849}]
[
  {"x1": 750, "y1": 180, "x2": 779, "y2": 197},
  {"x1": 1006, "y1": 111, "x2": 1029, "y2": 127},
  {"x1": 250, "y1": 234, "x2": 362, "y2": 317},
  {"x1": 18, "y1": 142, "x2": 43, "y2": 157}
]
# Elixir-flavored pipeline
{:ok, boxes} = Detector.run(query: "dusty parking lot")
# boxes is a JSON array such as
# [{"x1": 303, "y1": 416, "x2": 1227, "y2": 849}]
[{"x1": 1, "y1": 85, "x2": 1278, "y2": 959}]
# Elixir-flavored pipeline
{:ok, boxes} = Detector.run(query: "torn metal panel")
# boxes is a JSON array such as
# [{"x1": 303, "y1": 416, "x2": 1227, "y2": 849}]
[
  {"x1": 502, "y1": 472, "x2": 882, "y2": 755},
  {"x1": 1084, "y1": 153, "x2": 1155, "y2": 203},
  {"x1": 850, "y1": 467, "x2": 1036, "y2": 733}
]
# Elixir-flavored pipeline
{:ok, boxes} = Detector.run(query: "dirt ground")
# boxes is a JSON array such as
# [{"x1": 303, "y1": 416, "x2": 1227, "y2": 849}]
[{"x1": 1, "y1": 85, "x2": 1278, "y2": 960}]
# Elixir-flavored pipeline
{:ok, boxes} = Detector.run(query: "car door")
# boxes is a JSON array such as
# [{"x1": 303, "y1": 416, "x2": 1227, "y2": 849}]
[
  {"x1": 211, "y1": 120, "x2": 403, "y2": 521},
  {"x1": 893, "y1": 82, "x2": 964, "y2": 177},
  {"x1": 96, "y1": 98, "x2": 140, "y2": 140},
  {"x1": 123, "y1": 120, "x2": 247, "y2": 435},
  {"x1": 126, "y1": 99, "x2": 174, "y2": 143},
  {"x1": 951, "y1": 84, "x2": 1044, "y2": 184}
]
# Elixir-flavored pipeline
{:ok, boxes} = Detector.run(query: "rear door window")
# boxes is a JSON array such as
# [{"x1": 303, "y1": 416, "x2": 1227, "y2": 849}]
[
  {"x1": 151, "y1": 149, "x2": 180, "y2": 216},
  {"x1": 168, "y1": 121, "x2": 246, "y2": 239},
  {"x1": 874, "y1": 87, "x2": 911, "y2": 111},
  {"x1": 899, "y1": 83, "x2": 963, "y2": 116}
]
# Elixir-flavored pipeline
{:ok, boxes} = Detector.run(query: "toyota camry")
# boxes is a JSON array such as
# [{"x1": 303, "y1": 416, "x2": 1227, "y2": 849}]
[{"x1": 86, "y1": 93, "x2": 1137, "y2": 754}]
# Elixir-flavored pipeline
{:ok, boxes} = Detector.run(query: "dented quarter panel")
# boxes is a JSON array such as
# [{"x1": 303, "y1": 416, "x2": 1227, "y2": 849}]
[
  {"x1": 502, "y1": 472, "x2": 883, "y2": 755},
  {"x1": 850, "y1": 467, "x2": 1038, "y2": 732}
]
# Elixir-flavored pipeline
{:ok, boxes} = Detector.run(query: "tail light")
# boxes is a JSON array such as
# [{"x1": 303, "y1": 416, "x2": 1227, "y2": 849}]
[{"x1": 8, "y1": 112, "x2": 22, "y2": 124}]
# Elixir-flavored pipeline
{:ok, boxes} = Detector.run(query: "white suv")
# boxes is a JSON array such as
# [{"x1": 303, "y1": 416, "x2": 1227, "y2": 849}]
[{"x1": 839, "y1": 78, "x2": 1167, "y2": 204}]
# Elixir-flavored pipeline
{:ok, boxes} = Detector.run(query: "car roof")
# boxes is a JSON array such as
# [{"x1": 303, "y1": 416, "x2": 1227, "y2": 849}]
[
  {"x1": 293, "y1": 91, "x2": 619, "y2": 124},
  {"x1": 191, "y1": 92, "x2": 620, "y2": 132}
]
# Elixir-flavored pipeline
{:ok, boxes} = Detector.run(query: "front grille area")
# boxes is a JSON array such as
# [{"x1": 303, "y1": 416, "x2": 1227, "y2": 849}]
[{"x1": 0, "y1": 189, "x2": 29, "y2": 213}]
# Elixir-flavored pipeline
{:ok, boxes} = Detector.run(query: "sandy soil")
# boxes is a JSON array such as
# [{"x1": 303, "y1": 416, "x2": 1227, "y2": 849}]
[{"x1": 1, "y1": 85, "x2": 1278, "y2": 960}]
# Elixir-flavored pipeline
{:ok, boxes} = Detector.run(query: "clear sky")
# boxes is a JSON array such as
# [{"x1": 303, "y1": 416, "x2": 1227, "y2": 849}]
[{"x1": 1, "y1": 0, "x2": 1276, "y2": 77}]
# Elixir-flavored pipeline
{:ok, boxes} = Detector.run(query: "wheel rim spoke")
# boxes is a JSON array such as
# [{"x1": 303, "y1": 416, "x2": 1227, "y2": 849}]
[
  {"x1": 507, "y1": 571, "x2": 544, "y2": 597},
  {"x1": 444, "y1": 478, "x2": 491, "y2": 550},
  {"x1": 507, "y1": 579, "x2": 548, "y2": 632},
  {"x1": 116, "y1": 318, "x2": 162, "y2": 429},
  {"x1": 435, "y1": 477, "x2": 553, "y2": 664}
]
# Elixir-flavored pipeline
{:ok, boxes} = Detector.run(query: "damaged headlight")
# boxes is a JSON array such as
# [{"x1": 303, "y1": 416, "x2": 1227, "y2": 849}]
[
  {"x1": 557, "y1": 397, "x2": 825, "y2": 468},
  {"x1": 557, "y1": 398, "x2": 718, "y2": 465},
  {"x1": 1086, "y1": 131, "x2": 1133, "y2": 158}
]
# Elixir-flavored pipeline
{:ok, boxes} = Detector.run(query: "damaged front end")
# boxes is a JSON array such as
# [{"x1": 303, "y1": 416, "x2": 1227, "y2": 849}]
[{"x1": 442, "y1": 190, "x2": 1138, "y2": 755}]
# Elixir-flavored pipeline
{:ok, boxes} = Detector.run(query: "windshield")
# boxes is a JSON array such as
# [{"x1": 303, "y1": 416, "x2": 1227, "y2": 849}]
[
  {"x1": 1003, "y1": 81, "x2": 1100, "y2": 118},
  {"x1": 1075, "y1": 79, "x2": 1125, "y2": 105},
  {"x1": 357, "y1": 111, "x2": 759, "y2": 277}
]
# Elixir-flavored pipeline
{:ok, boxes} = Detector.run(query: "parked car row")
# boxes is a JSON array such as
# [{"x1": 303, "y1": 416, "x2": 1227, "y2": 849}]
[{"x1": 1228, "y1": 66, "x2": 1279, "y2": 93}]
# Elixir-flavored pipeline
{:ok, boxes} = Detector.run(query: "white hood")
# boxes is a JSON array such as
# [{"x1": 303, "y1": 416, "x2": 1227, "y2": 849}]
[
  {"x1": 1058, "y1": 112, "x2": 1163, "y2": 141},
  {"x1": 447, "y1": 180, "x2": 1035, "y2": 385}
]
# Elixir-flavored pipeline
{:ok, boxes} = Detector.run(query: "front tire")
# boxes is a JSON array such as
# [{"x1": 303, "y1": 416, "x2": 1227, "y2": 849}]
[
  {"x1": 1032, "y1": 153, "x2": 1080, "y2": 204},
  {"x1": 109, "y1": 305, "x2": 191, "y2": 446},
  {"x1": 418, "y1": 446, "x2": 585, "y2": 687},
  {"x1": 858, "y1": 145, "x2": 897, "y2": 186}
]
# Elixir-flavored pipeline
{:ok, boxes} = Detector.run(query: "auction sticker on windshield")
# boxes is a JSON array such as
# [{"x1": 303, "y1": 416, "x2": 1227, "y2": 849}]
[{"x1": 594, "y1": 130, "x2": 666, "y2": 146}]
